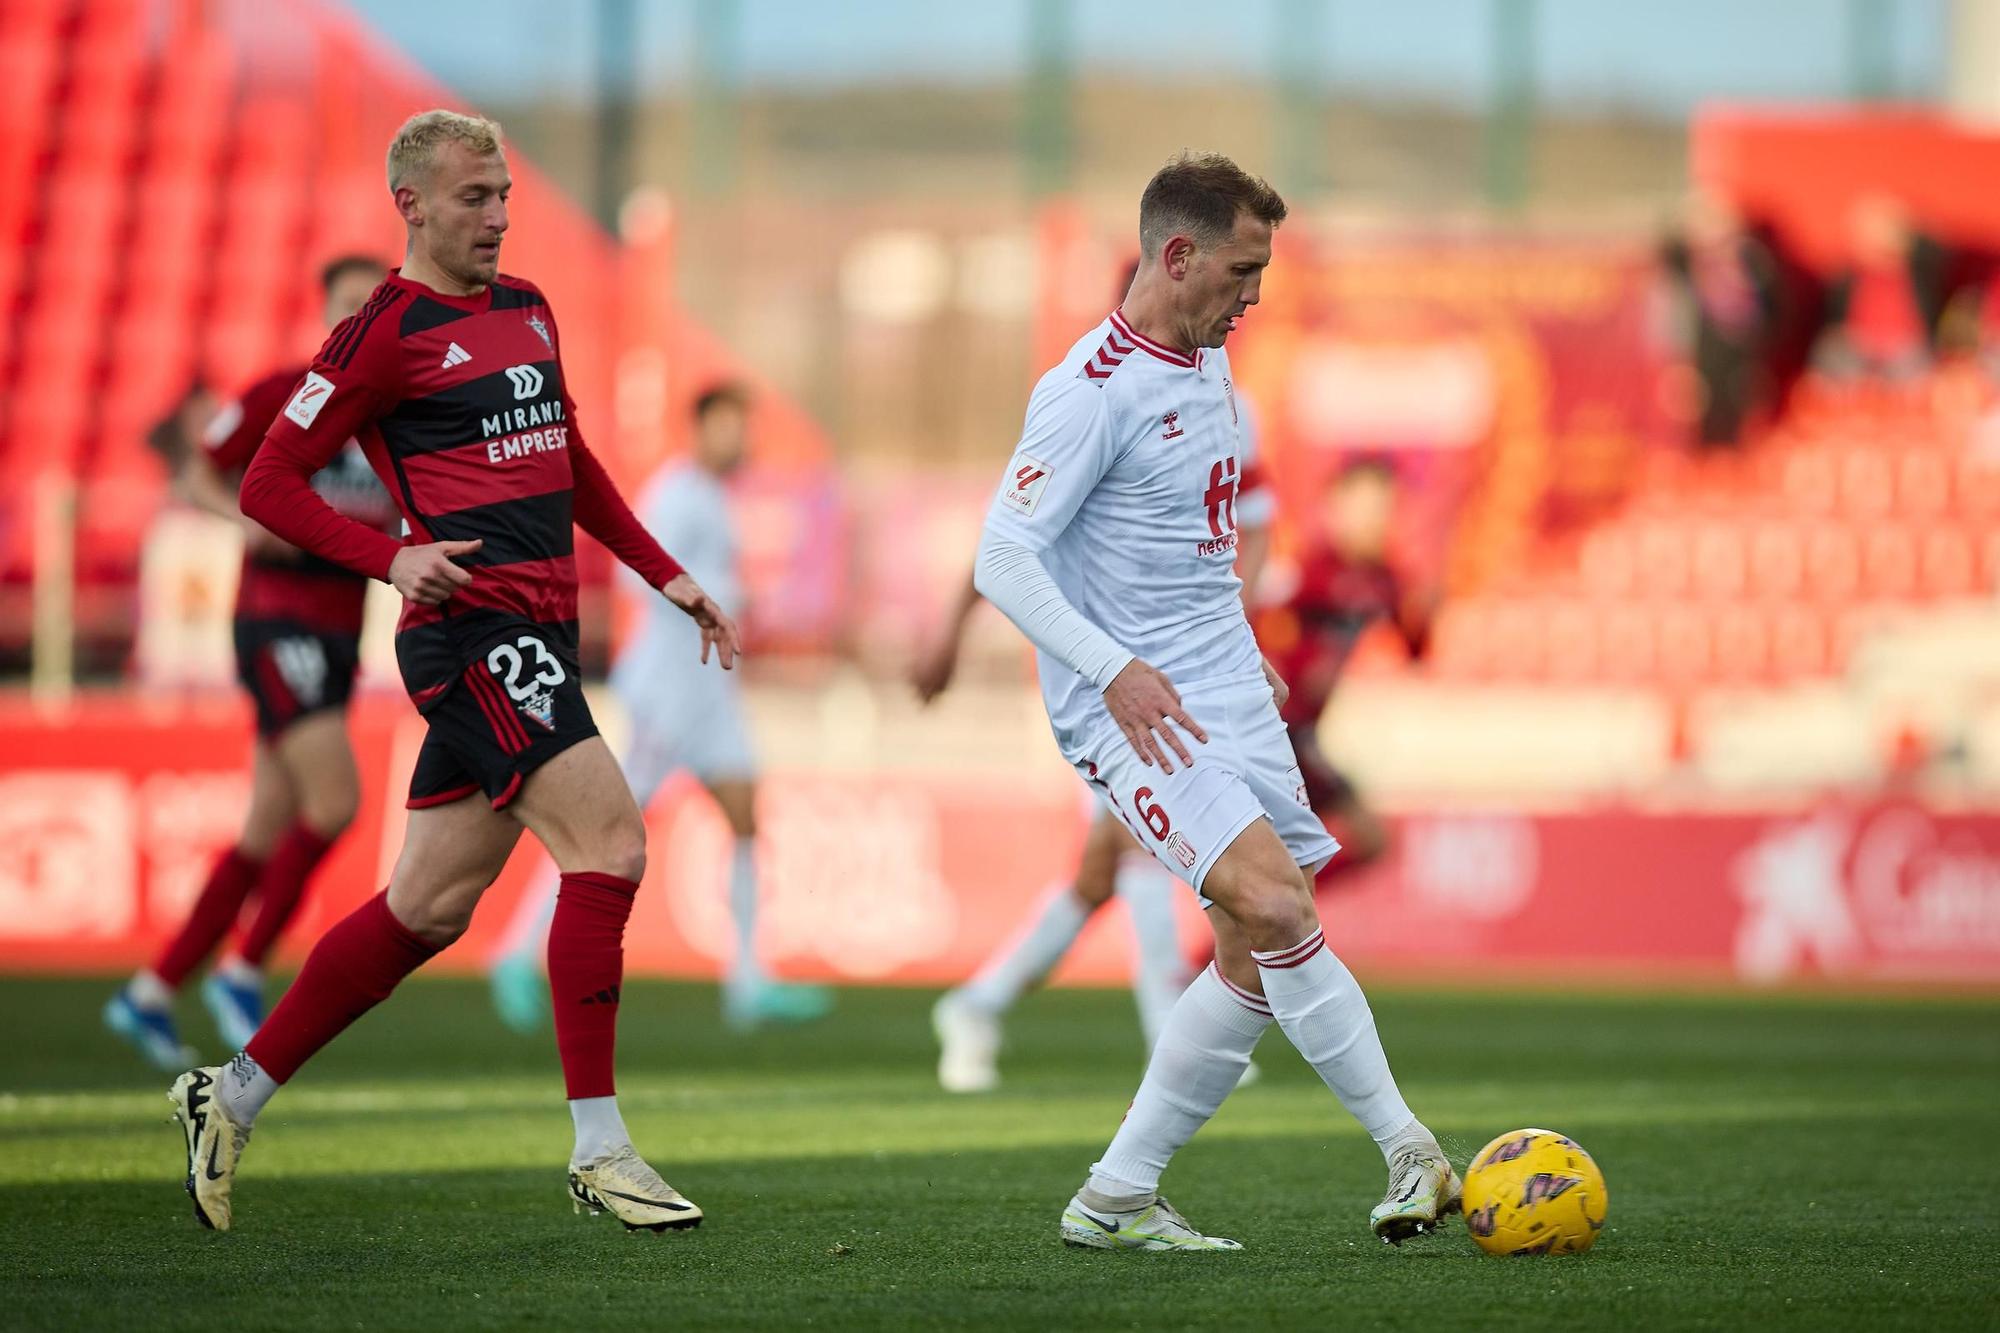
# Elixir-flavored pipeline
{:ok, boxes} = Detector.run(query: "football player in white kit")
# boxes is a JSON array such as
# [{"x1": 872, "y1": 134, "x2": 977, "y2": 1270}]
[
  {"x1": 973, "y1": 154, "x2": 1458, "y2": 1250},
  {"x1": 487, "y1": 384, "x2": 832, "y2": 1031},
  {"x1": 919, "y1": 257, "x2": 1276, "y2": 1092}
]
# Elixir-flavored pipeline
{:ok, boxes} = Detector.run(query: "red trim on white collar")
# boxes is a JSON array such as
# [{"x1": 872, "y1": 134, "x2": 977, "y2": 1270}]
[{"x1": 1109, "y1": 310, "x2": 1198, "y2": 367}]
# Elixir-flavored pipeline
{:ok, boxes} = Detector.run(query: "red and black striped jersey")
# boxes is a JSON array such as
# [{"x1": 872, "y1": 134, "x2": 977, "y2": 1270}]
[
  {"x1": 240, "y1": 270, "x2": 683, "y2": 707},
  {"x1": 205, "y1": 363, "x2": 398, "y2": 635},
  {"x1": 1267, "y1": 546, "x2": 1427, "y2": 728}
]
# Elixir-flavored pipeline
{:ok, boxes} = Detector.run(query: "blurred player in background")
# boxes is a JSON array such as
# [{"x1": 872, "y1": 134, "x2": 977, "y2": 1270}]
[
  {"x1": 486, "y1": 382, "x2": 831, "y2": 1033},
  {"x1": 1261, "y1": 457, "x2": 1431, "y2": 886},
  {"x1": 165, "y1": 110, "x2": 738, "y2": 1234},
  {"x1": 919, "y1": 259, "x2": 1275, "y2": 1092},
  {"x1": 974, "y1": 153, "x2": 1455, "y2": 1251},
  {"x1": 104, "y1": 255, "x2": 391, "y2": 1068}
]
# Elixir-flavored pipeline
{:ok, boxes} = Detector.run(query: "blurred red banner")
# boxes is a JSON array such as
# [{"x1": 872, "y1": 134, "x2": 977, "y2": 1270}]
[{"x1": 1, "y1": 698, "x2": 1994, "y2": 988}]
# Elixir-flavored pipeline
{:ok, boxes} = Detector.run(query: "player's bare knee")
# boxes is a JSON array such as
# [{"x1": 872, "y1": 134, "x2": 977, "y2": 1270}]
[
  {"x1": 1232, "y1": 874, "x2": 1317, "y2": 951},
  {"x1": 299, "y1": 786, "x2": 358, "y2": 840},
  {"x1": 595, "y1": 817, "x2": 648, "y2": 884},
  {"x1": 393, "y1": 889, "x2": 478, "y2": 947}
]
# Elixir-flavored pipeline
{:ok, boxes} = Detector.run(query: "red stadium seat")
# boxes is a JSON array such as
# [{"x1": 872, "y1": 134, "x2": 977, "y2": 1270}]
[
  {"x1": 1956, "y1": 456, "x2": 2000, "y2": 520},
  {"x1": 1802, "y1": 527, "x2": 1860, "y2": 602},
  {"x1": 1836, "y1": 447, "x2": 1894, "y2": 520},
  {"x1": 1918, "y1": 526, "x2": 1978, "y2": 598},
  {"x1": 1710, "y1": 603, "x2": 1769, "y2": 683},
  {"x1": 1768, "y1": 605, "x2": 1828, "y2": 680},
  {"x1": 1633, "y1": 521, "x2": 1692, "y2": 597},
  {"x1": 1536, "y1": 600, "x2": 1600, "y2": 684},
  {"x1": 1860, "y1": 526, "x2": 1918, "y2": 600},
  {"x1": 1654, "y1": 603, "x2": 1712, "y2": 686},
  {"x1": 1896, "y1": 451, "x2": 1950, "y2": 518},
  {"x1": 1746, "y1": 524, "x2": 1805, "y2": 599},
  {"x1": 1689, "y1": 522, "x2": 1746, "y2": 599}
]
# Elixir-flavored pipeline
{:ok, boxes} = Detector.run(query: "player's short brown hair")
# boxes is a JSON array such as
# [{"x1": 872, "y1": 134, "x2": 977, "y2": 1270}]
[
  {"x1": 385, "y1": 109, "x2": 504, "y2": 193},
  {"x1": 1138, "y1": 152, "x2": 1287, "y2": 256}
]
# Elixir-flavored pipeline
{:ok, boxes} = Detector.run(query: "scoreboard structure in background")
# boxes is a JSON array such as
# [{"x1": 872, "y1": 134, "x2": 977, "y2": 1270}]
[{"x1": 3, "y1": 696, "x2": 1994, "y2": 991}]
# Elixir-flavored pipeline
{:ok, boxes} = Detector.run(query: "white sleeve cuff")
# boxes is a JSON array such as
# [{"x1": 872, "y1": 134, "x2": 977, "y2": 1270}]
[{"x1": 973, "y1": 535, "x2": 1134, "y2": 690}]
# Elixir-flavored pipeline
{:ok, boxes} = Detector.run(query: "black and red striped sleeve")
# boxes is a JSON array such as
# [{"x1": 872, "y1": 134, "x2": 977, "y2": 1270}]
[
  {"x1": 533, "y1": 291, "x2": 685, "y2": 589},
  {"x1": 240, "y1": 288, "x2": 408, "y2": 582}
]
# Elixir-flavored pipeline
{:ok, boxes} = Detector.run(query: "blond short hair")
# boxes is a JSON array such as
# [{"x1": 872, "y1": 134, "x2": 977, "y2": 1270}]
[{"x1": 385, "y1": 109, "x2": 504, "y2": 193}]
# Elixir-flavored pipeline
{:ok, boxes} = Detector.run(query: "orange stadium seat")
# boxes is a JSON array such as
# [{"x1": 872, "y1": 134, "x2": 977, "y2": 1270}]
[
  {"x1": 1746, "y1": 524, "x2": 1806, "y2": 599},
  {"x1": 1768, "y1": 605, "x2": 1828, "y2": 680}
]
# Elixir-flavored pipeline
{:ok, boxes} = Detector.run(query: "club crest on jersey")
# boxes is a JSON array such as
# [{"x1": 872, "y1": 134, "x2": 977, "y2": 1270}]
[
  {"x1": 1160, "y1": 410, "x2": 1184, "y2": 441},
  {"x1": 1165, "y1": 831, "x2": 1199, "y2": 870},
  {"x1": 520, "y1": 687, "x2": 557, "y2": 731},
  {"x1": 1002, "y1": 454, "x2": 1052, "y2": 515},
  {"x1": 526, "y1": 314, "x2": 553, "y2": 353}
]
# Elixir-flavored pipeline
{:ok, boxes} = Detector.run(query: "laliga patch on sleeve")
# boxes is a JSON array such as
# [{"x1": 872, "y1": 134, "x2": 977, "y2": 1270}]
[
  {"x1": 283, "y1": 372, "x2": 336, "y2": 429},
  {"x1": 1002, "y1": 454, "x2": 1053, "y2": 515}
]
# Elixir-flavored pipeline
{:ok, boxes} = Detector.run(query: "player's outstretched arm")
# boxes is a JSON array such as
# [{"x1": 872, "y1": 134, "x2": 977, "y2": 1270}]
[{"x1": 911, "y1": 571, "x2": 982, "y2": 703}]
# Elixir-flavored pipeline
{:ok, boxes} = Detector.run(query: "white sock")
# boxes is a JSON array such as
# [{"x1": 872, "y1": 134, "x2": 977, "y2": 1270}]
[
  {"x1": 1251, "y1": 928, "x2": 1430, "y2": 1162},
  {"x1": 126, "y1": 969, "x2": 173, "y2": 1010},
  {"x1": 218, "y1": 1051, "x2": 280, "y2": 1125},
  {"x1": 214, "y1": 954, "x2": 261, "y2": 986},
  {"x1": 1117, "y1": 858, "x2": 1186, "y2": 1050},
  {"x1": 569, "y1": 1095, "x2": 633, "y2": 1165},
  {"x1": 492, "y1": 867, "x2": 561, "y2": 969},
  {"x1": 726, "y1": 838, "x2": 763, "y2": 996},
  {"x1": 1085, "y1": 963, "x2": 1271, "y2": 1199},
  {"x1": 959, "y1": 881, "x2": 1094, "y2": 1015}
]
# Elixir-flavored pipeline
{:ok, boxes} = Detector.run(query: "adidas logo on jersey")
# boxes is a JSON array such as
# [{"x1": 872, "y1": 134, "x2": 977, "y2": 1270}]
[{"x1": 440, "y1": 342, "x2": 472, "y2": 369}]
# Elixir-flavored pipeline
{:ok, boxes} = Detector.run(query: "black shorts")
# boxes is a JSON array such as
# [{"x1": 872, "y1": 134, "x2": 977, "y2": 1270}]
[
  {"x1": 406, "y1": 630, "x2": 599, "y2": 811},
  {"x1": 1289, "y1": 724, "x2": 1359, "y2": 812},
  {"x1": 234, "y1": 620, "x2": 361, "y2": 739}
]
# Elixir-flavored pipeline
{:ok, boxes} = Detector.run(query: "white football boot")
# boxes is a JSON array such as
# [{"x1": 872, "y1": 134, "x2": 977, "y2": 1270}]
[
  {"x1": 1060, "y1": 1194, "x2": 1244, "y2": 1251},
  {"x1": 168, "y1": 1066, "x2": 252, "y2": 1231},
  {"x1": 569, "y1": 1144, "x2": 704, "y2": 1232},
  {"x1": 1370, "y1": 1146, "x2": 1463, "y2": 1244},
  {"x1": 931, "y1": 992, "x2": 1001, "y2": 1094}
]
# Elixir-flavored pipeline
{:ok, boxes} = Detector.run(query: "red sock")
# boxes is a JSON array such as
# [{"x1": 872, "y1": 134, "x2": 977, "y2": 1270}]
[
  {"x1": 231, "y1": 823, "x2": 337, "y2": 968},
  {"x1": 547, "y1": 872, "x2": 638, "y2": 1100},
  {"x1": 152, "y1": 846, "x2": 264, "y2": 987},
  {"x1": 246, "y1": 890, "x2": 438, "y2": 1082}
]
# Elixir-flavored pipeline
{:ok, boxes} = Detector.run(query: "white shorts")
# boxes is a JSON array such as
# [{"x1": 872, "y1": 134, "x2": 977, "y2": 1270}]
[
  {"x1": 611, "y1": 658, "x2": 757, "y2": 799},
  {"x1": 1068, "y1": 674, "x2": 1339, "y2": 901}
]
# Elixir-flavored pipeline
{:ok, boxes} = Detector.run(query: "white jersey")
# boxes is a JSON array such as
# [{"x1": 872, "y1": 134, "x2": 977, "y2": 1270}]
[
  {"x1": 616, "y1": 461, "x2": 742, "y2": 685},
  {"x1": 979, "y1": 310, "x2": 1263, "y2": 752}
]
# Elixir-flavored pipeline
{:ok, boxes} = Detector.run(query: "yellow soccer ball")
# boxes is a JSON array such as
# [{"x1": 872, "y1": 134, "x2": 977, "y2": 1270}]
[{"x1": 1460, "y1": 1128, "x2": 1608, "y2": 1256}]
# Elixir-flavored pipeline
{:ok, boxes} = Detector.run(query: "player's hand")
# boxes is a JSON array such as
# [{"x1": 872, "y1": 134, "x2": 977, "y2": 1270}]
[
  {"x1": 389, "y1": 539, "x2": 481, "y2": 605},
  {"x1": 663, "y1": 573, "x2": 741, "y2": 670},
  {"x1": 1260, "y1": 655, "x2": 1290, "y2": 711},
  {"x1": 1103, "y1": 659, "x2": 1207, "y2": 774},
  {"x1": 910, "y1": 634, "x2": 961, "y2": 704}
]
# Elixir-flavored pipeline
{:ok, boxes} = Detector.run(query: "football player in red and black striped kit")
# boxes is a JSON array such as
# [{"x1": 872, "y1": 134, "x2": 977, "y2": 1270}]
[
  {"x1": 107, "y1": 256, "x2": 392, "y2": 1071},
  {"x1": 167, "y1": 110, "x2": 738, "y2": 1234},
  {"x1": 1263, "y1": 457, "x2": 1432, "y2": 884}
]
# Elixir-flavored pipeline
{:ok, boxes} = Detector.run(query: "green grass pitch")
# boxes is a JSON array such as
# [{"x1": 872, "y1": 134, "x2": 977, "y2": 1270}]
[{"x1": 3, "y1": 975, "x2": 1996, "y2": 1330}]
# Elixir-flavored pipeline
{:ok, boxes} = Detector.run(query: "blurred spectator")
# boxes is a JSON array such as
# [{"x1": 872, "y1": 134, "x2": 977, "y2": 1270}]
[
  {"x1": 1814, "y1": 194, "x2": 1948, "y2": 382},
  {"x1": 1660, "y1": 193, "x2": 1781, "y2": 448},
  {"x1": 144, "y1": 382, "x2": 219, "y2": 479}
]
